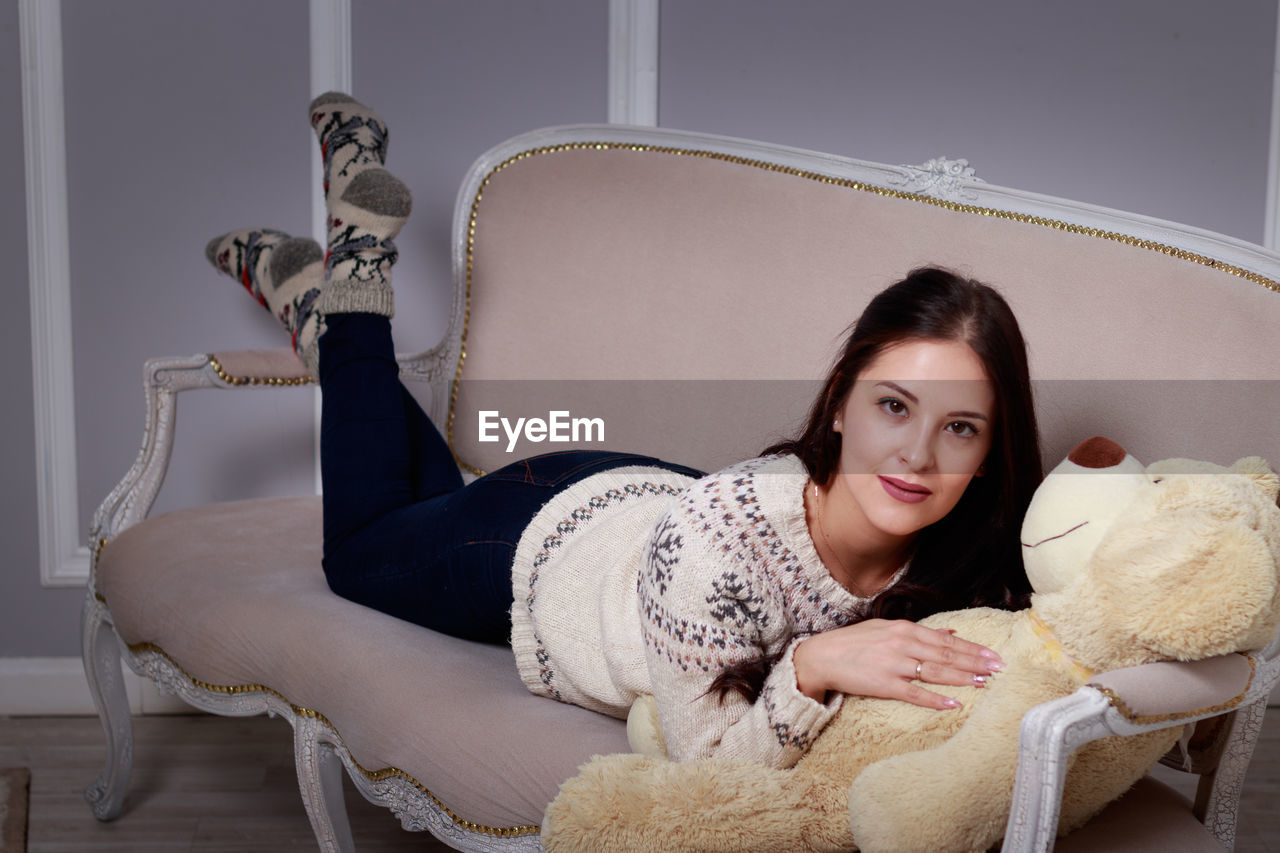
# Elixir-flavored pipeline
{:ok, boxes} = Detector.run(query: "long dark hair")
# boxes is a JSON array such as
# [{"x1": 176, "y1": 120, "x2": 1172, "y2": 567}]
[{"x1": 712, "y1": 266, "x2": 1042, "y2": 702}]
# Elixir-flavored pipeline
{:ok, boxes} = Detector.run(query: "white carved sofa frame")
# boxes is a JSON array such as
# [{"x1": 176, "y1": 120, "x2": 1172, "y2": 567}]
[{"x1": 83, "y1": 124, "x2": 1280, "y2": 852}]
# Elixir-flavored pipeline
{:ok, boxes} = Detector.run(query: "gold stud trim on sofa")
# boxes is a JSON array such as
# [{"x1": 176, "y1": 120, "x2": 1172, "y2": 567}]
[
  {"x1": 445, "y1": 141, "x2": 1280, "y2": 473},
  {"x1": 207, "y1": 355, "x2": 315, "y2": 388},
  {"x1": 1089, "y1": 653, "x2": 1256, "y2": 725},
  {"x1": 126, "y1": 641, "x2": 541, "y2": 839}
]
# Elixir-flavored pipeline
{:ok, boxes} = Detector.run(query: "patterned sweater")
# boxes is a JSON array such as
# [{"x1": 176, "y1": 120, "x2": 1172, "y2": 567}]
[{"x1": 510, "y1": 453, "x2": 892, "y2": 769}]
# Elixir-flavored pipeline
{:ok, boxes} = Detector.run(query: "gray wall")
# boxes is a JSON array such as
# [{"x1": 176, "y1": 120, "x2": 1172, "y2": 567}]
[
  {"x1": 1, "y1": 0, "x2": 1274, "y2": 657},
  {"x1": 660, "y1": 0, "x2": 1275, "y2": 244}
]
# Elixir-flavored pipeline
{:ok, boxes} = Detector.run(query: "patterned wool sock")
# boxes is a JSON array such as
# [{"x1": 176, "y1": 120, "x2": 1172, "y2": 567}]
[
  {"x1": 205, "y1": 227, "x2": 289, "y2": 309},
  {"x1": 309, "y1": 91, "x2": 389, "y2": 197},
  {"x1": 205, "y1": 229, "x2": 326, "y2": 376},
  {"x1": 308, "y1": 92, "x2": 411, "y2": 318},
  {"x1": 320, "y1": 167, "x2": 412, "y2": 317}
]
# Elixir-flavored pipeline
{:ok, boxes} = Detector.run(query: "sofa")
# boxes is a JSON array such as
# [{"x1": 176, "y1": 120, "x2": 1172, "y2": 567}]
[{"x1": 83, "y1": 123, "x2": 1280, "y2": 851}]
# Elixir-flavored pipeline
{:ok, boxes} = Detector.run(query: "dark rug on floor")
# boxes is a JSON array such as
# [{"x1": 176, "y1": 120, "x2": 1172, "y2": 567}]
[{"x1": 0, "y1": 768, "x2": 28, "y2": 853}]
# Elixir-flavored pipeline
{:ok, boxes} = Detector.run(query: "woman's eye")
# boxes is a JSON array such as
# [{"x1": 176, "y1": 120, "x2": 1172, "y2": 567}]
[
  {"x1": 947, "y1": 421, "x2": 979, "y2": 437},
  {"x1": 877, "y1": 397, "x2": 907, "y2": 416}
]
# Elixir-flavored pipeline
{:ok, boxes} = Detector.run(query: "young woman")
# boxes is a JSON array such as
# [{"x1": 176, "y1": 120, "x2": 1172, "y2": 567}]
[{"x1": 206, "y1": 93, "x2": 1041, "y2": 771}]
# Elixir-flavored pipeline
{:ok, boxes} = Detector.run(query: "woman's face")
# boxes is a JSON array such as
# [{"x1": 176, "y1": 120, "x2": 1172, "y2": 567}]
[{"x1": 831, "y1": 338, "x2": 995, "y2": 547}]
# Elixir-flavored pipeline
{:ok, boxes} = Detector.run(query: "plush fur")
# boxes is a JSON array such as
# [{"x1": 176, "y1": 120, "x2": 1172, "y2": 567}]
[{"x1": 542, "y1": 443, "x2": 1280, "y2": 852}]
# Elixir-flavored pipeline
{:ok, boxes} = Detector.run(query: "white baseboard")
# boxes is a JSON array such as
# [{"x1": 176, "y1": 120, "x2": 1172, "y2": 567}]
[{"x1": 0, "y1": 656, "x2": 199, "y2": 716}]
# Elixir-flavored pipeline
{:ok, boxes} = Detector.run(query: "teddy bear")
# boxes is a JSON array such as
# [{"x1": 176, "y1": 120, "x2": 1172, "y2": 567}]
[{"x1": 541, "y1": 436, "x2": 1280, "y2": 852}]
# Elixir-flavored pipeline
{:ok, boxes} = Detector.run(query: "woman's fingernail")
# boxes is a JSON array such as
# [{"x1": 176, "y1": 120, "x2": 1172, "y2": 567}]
[
  {"x1": 980, "y1": 649, "x2": 1002, "y2": 661},
  {"x1": 986, "y1": 660, "x2": 1005, "y2": 672},
  {"x1": 973, "y1": 675, "x2": 987, "y2": 686},
  {"x1": 942, "y1": 698, "x2": 961, "y2": 709}
]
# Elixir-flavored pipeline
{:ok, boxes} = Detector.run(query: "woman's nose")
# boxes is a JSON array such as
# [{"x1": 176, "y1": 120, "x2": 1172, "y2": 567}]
[{"x1": 898, "y1": 426, "x2": 936, "y2": 471}]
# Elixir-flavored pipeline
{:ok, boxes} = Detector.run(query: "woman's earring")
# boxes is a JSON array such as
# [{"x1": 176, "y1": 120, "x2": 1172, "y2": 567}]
[{"x1": 976, "y1": 463, "x2": 986, "y2": 477}]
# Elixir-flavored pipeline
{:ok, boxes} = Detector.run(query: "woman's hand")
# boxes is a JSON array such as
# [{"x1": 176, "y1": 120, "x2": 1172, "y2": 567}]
[{"x1": 791, "y1": 619, "x2": 1003, "y2": 709}]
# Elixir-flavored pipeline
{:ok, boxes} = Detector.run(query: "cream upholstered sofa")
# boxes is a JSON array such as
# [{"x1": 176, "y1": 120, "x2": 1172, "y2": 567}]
[{"x1": 84, "y1": 124, "x2": 1280, "y2": 851}]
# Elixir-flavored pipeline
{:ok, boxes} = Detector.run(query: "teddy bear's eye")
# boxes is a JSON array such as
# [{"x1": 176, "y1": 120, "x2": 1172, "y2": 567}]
[{"x1": 1151, "y1": 477, "x2": 1164, "y2": 485}]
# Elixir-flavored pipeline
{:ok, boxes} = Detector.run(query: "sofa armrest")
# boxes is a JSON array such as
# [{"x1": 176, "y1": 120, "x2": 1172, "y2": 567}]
[
  {"x1": 212, "y1": 346, "x2": 450, "y2": 387},
  {"x1": 1086, "y1": 655, "x2": 1255, "y2": 729},
  {"x1": 206, "y1": 349, "x2": 314, "y2": 386},
  {"x1": 89, "y1": 349, "x2": 316, "y2": 571},
  {"x1": 1000, "y1": 653, "x2": 1266, "y2": 853}
]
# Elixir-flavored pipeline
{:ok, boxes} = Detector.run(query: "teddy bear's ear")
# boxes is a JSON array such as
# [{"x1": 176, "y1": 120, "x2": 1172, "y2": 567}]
[
  {"x1": 1093, "y1": 509, "x2": 1280, "y2": 660},
  {"x1": 1232, "y1": 457, "x2": 1280, "y2": 505}
]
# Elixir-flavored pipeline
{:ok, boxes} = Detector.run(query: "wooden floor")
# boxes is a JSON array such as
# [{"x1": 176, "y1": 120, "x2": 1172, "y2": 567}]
[
  {"x1": 0, "y1": 711, "x2": 1277, "y2": 852},
  {"x1": 0, "y1": 714, "x2": 448, "y2": 852}
]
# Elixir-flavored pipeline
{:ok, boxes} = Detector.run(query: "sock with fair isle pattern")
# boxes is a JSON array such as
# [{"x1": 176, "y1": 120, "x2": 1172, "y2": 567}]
[
  {"x1": 205, "y1": 228, "x2": 325, "y2": 376},
  {"x1": 308, "y1": 92, "x2": 411, "y2": 319}
]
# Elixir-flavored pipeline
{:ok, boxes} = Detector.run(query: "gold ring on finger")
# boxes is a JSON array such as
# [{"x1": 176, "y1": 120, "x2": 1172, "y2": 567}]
[{"x1": 914, "y1": 660, "x2": 924, "y2": 680}]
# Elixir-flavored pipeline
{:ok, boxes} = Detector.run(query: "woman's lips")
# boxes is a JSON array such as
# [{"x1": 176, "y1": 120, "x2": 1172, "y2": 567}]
[{"x1": 879, "y1": 476, "x2": 932, "y2": 504}]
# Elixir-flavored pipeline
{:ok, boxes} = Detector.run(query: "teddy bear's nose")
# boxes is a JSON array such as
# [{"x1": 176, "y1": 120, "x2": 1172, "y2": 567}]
[{"x1": 1067, "y1": 436, "x2": 1127, "y2": 469}]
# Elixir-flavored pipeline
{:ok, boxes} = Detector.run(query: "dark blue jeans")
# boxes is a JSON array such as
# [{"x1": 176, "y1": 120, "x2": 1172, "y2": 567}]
[{"x1": 318, "y1": 313, "x2": 701, "y2": 643}]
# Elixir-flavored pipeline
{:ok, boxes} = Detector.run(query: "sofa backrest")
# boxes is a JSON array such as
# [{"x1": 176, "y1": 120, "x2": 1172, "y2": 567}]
[{"x1": 427, "y1": 126, "x2": 1280, "y2": 476}]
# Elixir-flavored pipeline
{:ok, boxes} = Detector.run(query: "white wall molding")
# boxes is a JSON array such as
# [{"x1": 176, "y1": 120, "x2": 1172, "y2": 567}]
[
  {"x1": 0, "y1": 656, "x2": 192, "y2": 716},
  {"x1": 1266, "y1": 0, "x2": 1280, "y2": 250},
  {"x1": 308, "y1": 0, "x2": 353, "y2": 248},
  {"x1": 21, "y1": 0, "x2": 89, "y2": 588},
  {"x1": 19, "y1": 0, "x2": 357, "y2": 586},
  {"x1": 608, "y1": 0, "x2": 660, "y2": 126},
  {"x1": 309, "y1": 0, "x2": 353, "y2": 492}
]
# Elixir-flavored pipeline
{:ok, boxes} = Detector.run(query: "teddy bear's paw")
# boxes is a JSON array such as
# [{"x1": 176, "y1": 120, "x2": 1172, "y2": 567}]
[
  {"x1": 544, "y1": 753, "x2": 837, "y2": 852},
  {"x1": 849, "y1": 757, "x2": 1004, "y2": 853},
  {"x1": 543, "y1": 753, "x2": 659, "y2": 852}
]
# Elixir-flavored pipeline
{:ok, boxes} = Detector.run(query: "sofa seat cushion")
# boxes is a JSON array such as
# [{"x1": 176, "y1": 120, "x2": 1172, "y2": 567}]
[
  {"x1": 1054, "y1": 776, "x2": 1223, "y2": 852},
  {"x1": 95, "y1": 496, "x2": 629, "y2": 830}
]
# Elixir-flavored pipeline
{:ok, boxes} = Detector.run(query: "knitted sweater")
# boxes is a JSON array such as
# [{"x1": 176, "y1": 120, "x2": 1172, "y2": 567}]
[{"x1": 510, "y1": 453, "x2": 895, "y2": 769}]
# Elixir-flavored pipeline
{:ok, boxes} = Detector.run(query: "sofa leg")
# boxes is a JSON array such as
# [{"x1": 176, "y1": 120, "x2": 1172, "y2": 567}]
[
  {"x1": 80, "y1": 592, "x2": 134, "y2": 821},
  {"x1": 294, "y1": 714, "x2": 357, "y2": 853},
  {"x1": 1199, "y1": 698, "x2": 1265, "y2": 849}
]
